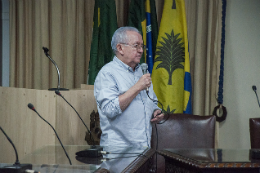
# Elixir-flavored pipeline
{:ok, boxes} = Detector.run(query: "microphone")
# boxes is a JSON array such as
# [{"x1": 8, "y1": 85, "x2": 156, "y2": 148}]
[
  {"x1": 42, "y1": 47, "x2": 69, "y2": 91},
  {"x1": 0, "y1": 126, "x2": 32, "y2": 172},
  {"x1": 27, "y1": 103, "x2": 72, "y2": 165},
  {"x1": 140, "y1": 63, "x2": 149, "y2": 92},
  {"x1": 252, "y1": 85, "x2": 260, "y2": 107},
  {"x1": 54, "y1": 90, "x2": 103, "y2": 158}
]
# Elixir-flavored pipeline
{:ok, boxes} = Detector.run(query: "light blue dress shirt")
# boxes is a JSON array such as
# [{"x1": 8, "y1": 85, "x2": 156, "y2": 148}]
[{"x1": 94, "y1": 56, "x2": 160, "y2": 147}]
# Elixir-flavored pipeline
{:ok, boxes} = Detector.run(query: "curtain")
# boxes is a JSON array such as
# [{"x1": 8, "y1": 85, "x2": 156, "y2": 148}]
[
  {"x1": 9, "y1": 0, "x2": 223, "y2": 115},
  {"x1": 185, "y1": 0, "x2": 223, "y2": 115},
  {"x1": 10, "y1": 0, "x2": 95, "y2": 89}
]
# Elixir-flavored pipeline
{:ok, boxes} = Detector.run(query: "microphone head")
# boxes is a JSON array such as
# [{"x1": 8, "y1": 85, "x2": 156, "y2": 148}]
[
  {"x1": 42, "y1": 47, "x2": 50, "y2": 56},
  {"x1": 140, "y1": 63, "x2": 148, "y2": 74},
  {"x1": 42, "y1": 47, "x2": 49, "y2": 53},
  {"x1": 28, "y1": 103, "x2": 35, "y2": 110},
  {"x1": 253, "y1": 85, "x2": 257, "y2": 91},
  {"x1": 55, "y1": 90, "x2": 61, "y2": 96}
]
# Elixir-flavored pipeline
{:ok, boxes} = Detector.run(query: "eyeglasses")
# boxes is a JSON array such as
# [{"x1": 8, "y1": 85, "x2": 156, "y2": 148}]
[{"x1": 120, "y1": 43, "x2": 146, "y2": 51}]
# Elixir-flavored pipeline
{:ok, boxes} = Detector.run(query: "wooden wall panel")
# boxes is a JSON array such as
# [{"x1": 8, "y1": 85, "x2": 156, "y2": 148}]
[
  {"x1": 0, "y1": 87, "x2": 56, "y2": 163},
  {"x1": 55, "y1": 89, "x2": 97, "y2": 145},
  {"x1": 0, "y1": 86, "x2": 97, "y2": 163}
]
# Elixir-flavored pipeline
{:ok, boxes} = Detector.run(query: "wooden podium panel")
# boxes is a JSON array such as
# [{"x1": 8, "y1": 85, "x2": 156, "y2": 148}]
[
  {"x1": 55, "y1": 89, "x2": 97, "y2": 145},
  {"x1": 0, "y1": 87, "x2": 56, "y2": 163},
  {"x1": 0, "y1": 86, "x2": 97, "y2": 163}
]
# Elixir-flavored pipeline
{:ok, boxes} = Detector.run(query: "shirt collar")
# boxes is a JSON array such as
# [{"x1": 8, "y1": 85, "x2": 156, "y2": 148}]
[{"x1": 113, "y1": 56, "x2": 140, "y2": 72}]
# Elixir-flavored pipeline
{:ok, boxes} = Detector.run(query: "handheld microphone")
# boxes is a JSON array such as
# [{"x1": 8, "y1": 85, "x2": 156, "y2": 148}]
[
  {"x1": 27, "y1": 103, "x2": 72, "y2": 165},
  {"x1": 42, "y1": 47, "x2": 69, "y2": 91},
  {"x1": 54, "y1": 90, "x2": 103, "y2": 158},
  {"x1": 0, "y1": 126, "x2": 32, "y2": 172},
  {"x1": 140, "y1": 63, "x2": 149, "y2": 92},
  {"x1": 252, "y1": 85, "x2": 260, "y2": 107}
]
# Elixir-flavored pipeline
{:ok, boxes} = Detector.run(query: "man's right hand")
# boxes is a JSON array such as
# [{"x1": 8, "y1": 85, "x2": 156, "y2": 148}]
[
  {"x1": 136, "y1": 73, "x2": 151, "y2": 91},
  {"x1": 118, "y1": 74, "x2": 151, "y2": 111}
]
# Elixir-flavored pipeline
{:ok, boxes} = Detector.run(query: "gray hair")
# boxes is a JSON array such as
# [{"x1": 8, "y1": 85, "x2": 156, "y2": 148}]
[{"x1": 111, "y1": 26, "x2": 141, "y2": 54}]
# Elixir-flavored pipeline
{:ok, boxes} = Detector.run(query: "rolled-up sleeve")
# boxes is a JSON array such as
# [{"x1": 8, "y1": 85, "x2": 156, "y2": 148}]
[{"x1": 94, "y1": 70, "x2": 122, "y2": 119}]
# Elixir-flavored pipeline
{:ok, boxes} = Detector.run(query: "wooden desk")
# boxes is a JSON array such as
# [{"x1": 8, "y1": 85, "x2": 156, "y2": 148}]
[
  {"x1": 2, "y1": 145, "x2": 155, "y2": 173},
  {"x1": 158, "y1": 148, "x2": 260, "y2": 173}
]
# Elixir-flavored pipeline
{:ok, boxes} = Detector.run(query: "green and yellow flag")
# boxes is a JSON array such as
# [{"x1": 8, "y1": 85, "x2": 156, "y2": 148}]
[
  {"x1": 152, "y1": 0, "x2": 192, "y2": 114},
  {"x1": 128, "y1": 0, "x2": 158, "y2": 72},
  {"x1": 88, "y1": 0, "x2": 118, "y2": 85}
]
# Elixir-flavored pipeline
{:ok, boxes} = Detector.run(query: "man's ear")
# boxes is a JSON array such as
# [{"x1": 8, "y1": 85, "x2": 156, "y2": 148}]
[{"x1": 116, "y1": 44, "x2": 124, "y2": 55}]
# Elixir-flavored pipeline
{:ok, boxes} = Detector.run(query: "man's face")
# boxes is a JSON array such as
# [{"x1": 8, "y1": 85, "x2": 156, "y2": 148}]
[{"x1": 118, "y1": 31, "x2": 144, "y2": 69}]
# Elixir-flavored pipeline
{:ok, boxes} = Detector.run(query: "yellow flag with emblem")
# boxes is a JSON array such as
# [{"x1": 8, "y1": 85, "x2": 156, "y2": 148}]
[{"x1": 152, "y1": 0, "x2": 192, "y2": 114}]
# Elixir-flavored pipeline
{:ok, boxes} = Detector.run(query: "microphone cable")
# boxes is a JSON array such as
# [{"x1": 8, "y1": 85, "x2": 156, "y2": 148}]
[
  {"x1": 100, "y1": 154, "x2": 151, "y2": 163},
  {"x1": 146, "y1": 91, "x2": 170, "y2": 124},
  {"x1": 146, "y1": 91, "x2": 171, "y2": 173},
  {"x1": 100, "y1": 152, "x2": 148, "y2": 160}
]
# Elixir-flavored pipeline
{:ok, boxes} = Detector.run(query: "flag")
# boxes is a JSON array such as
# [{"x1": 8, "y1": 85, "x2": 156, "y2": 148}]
[
  {"x1": 88, "y1": 0, "x2": 118, "y2": 85},
  {"x1": 128, "y1": 0, "x2": 158, "y2": 73},
  {"x1": 151, "y1": 0, "x2": 192, "y2": 114}
]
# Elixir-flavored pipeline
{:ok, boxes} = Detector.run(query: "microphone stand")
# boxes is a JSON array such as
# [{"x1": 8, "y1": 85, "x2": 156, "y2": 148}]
[
  {"x1": 0, "y1": 126, "x2": 32, "y2": 171},
  {"x1": 42, "y1": 47, "x2": 69, "y2": 91},
  {"x1": 27, "y1": 103, "x2": 72, "y2": 165},
  {"x1": 55, "y1": 90, "x2": 103, "y2": 158}
]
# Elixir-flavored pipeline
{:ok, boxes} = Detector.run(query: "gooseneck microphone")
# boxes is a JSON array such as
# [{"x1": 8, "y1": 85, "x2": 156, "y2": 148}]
[
  {"x1": 252, "y1": 85, "x2": 260, "y2": 107},
  {"x1": 55, "y1": 90, "x2": 94, "y2": 143},
  {"x1": 27, "y1": 103, "x2": 72, "y2": 165},
  {"x1": 140, "y1": 63, "x2": 149, "y2": 92},
  {"x1": 54, "y1": 90, "x2": 103, "y2": 158},
  {"x1": 0, "y1": 126, "x2": 19, "y2": 165},
  {"x1": 0, "y1": 126, "x2": 32, "y2": 171},
  {"x1": 42, "y1": 47, "x2": 69, "y2": 91}
]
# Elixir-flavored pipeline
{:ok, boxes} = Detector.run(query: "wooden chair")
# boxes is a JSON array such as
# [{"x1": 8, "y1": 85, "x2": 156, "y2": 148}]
[
  {"x1": 151, "y1": 113, "x2": 216, "y2": 173},
  {"x1": 85, "y1": 110, "x2": 102, "y2": 145},
  {"x1": 249, "y1": 118, "x2": 260, "y2": 149}
]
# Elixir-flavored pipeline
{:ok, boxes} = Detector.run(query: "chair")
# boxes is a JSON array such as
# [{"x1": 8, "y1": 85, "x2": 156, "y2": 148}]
[
  {"x1": 151, "y1": 113, "x2": 216, "y2": 173},
  {"x1": 85, "y1": 110, "x2": 102, "y2": 145},
  {"x1": 249, "y1": 118, "x2": 260, "y2": 149}
]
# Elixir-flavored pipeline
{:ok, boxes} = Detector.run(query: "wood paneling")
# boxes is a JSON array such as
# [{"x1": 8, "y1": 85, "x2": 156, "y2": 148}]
[{"x1": 0, "y1": 86, "x2": 97, "y2": 163}]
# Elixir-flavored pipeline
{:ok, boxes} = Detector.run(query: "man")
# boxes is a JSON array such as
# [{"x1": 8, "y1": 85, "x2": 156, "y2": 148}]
[{"x1": 94, "y1": 26, "x2": 164, "y2": 147}]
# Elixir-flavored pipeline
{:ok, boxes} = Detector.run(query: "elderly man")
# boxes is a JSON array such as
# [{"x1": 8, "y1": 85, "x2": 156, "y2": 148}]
[{"x1": 94, "y1": 26, "x2": 164, "y2": 147}]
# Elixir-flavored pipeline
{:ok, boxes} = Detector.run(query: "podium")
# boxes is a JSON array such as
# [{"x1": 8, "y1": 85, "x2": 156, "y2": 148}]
[{"x1": 0, "y1": 85, "x2": 97, "y2": 164}]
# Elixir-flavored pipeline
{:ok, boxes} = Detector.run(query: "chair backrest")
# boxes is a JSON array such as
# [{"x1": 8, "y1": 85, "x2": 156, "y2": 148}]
[
  {"x1": 249, "y1": 118, "x2": 260, "y2": 149},
  {"x1": 151, "y1": 113, "x2": 216, "y2": 173}
]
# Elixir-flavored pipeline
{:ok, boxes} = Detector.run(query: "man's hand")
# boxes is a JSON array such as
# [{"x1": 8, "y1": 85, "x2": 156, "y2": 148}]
[
  {"x1": 151, "y1": 109, "x2": 164, "y2": 123},
  {"x1": 118, "y1": 74, "x2": 151, "y2": 111},
  {"x1": 136, "y1": 73, "x2": 151, "y2": 91}
]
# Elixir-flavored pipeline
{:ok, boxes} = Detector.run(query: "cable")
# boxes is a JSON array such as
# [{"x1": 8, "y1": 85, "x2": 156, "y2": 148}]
[
  {"x1": 146, "y1": 91, "x2": 170, "y2": 125},
  {"x1": 146, "y1": 91, "x2": 165, "y2": 173},
  {"x1": 100, "y1": 151, "x2": 143, "y2": 155},
  {"x1": 99, "y1": 151, "x2": 154, "y2": 166},
  {"x1": 101, "y1": 154, "x2": 149, "y2": 161}
]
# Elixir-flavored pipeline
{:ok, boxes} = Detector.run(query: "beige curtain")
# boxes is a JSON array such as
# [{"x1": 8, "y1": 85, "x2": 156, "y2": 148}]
[
  {"x1": 10, "y1": 0, "x2": 95, "y2": 89},
  {"x1": 9, "y1": 0, "x2": 223, "y2": 115},
  {"x1": 185, "y1": 0, "x2": 223, "y2": 115}
]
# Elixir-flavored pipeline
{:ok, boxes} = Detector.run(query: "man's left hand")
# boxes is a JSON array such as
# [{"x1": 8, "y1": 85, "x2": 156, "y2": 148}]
[{"x1": 151, "y1": 109, "x2": 164, "y2": 123}]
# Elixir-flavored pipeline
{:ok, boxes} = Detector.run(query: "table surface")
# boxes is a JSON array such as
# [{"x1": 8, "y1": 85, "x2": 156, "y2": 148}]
[
  {"x1": 158, "y1": 148, "x2": 260, "y2": 169},
  {"x1": 1, "y1": 145, "x2": 154, "y2": 173}
]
